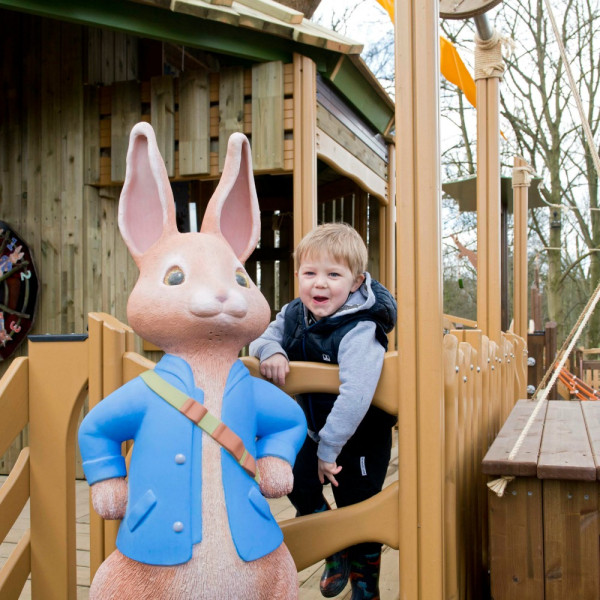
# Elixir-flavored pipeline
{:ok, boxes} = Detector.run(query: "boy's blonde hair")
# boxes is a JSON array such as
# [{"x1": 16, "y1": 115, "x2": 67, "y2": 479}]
[{"x1": 293, "y1": 222, "x2": 368, "y2": 277}]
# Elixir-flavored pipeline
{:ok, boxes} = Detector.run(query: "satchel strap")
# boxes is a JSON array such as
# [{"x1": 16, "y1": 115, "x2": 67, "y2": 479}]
[{"x1": 139, "y1": 370, "x2": 259, "y2": 483}]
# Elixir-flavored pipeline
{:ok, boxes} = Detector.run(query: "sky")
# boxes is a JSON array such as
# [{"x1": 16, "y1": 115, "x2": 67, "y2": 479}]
[{"x1": 311, "y1": 0, "x2": 393, "y2": 48}]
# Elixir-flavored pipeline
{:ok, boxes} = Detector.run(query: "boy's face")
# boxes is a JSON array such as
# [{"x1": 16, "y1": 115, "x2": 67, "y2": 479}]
[{"x1": 296, "y1": 252, "x2": 365, "y2": 321}]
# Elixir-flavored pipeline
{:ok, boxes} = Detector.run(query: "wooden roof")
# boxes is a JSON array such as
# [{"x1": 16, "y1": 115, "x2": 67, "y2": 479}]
[{"x1": 134, "y1": 0, "x2": 364, "y2": 55}]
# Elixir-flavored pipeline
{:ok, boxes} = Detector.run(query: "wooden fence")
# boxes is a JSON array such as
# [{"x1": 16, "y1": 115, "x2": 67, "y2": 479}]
[{"x1": 0, "y1": 313, "x2": 526, "y2": 599}]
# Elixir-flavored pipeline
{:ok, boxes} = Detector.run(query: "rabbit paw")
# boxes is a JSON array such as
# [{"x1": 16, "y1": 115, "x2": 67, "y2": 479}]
[
  {"x1": 91, "y1": 477, "x2": 128, "y2": 520},
  {"x1": 257, "y1": 456, "x2": 293, "y2": 498}
]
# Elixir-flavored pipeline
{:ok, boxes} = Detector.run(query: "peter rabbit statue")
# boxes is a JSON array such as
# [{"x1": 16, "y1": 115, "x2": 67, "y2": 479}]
[{"x1": 78, "y1": 122, "x2": 307, "y2": 599}]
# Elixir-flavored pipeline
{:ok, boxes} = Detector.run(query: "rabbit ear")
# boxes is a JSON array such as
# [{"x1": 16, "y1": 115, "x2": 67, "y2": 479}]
[
  {"x1": 200, "y1": 133, "x2": 260, "y2": 263},
  {"x1": 118, "y1": 122, "x2": 178, "y2": 263}
]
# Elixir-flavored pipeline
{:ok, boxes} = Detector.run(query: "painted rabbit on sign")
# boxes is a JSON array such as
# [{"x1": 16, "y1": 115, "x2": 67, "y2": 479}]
[{"x1": 78, "y1": 122, "x2": 306, "y2": 599}]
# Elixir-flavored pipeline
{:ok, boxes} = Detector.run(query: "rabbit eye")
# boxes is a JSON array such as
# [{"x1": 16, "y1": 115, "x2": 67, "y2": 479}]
[
  {"x1": 164, "y1": 267, "x2": 185, "y2": 286},
  {"x1": 235, "y1": 269, "x2": 250, "y2": 288}
]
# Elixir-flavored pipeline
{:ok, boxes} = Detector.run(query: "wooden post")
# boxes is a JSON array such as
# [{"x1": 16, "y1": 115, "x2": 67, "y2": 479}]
[
  {"x1": 395, "y1": 0, "x2": 444, "y2": 597},
  {"x1": 513, "y1": 156, "x2": 531, "y2": 343},
  {"x1": 475, "y1": 33, "x2": 503, "y2": 344},
  {"x1": 28, "y1": 335, "x2": 88, "y2": 600},
  {"x1": 292, "y1": 53, "x2": 317, "y2": 296}
]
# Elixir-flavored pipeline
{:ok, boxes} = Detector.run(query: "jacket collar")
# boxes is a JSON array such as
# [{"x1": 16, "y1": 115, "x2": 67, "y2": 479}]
[{"x1": 154, "y1": 354, "x2": 248, "y2": 401}]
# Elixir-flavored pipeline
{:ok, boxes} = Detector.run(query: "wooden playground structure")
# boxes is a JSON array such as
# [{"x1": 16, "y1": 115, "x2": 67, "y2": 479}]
[{"x1": 3, "y1": 0, "x2": 598, "y2": 599}]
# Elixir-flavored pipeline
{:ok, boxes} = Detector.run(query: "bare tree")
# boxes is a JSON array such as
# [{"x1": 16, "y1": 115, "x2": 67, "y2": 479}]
[{"x1": 441, "y1": 1, "x2": 600, "y2": 345}]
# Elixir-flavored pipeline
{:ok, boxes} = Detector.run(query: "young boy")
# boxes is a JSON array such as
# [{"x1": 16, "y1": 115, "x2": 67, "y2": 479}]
[{"x1": 249, "y1": 223, "x2": 397, "y2": 600}]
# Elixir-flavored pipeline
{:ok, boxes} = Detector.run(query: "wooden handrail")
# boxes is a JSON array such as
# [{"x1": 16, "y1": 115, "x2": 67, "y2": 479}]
[
  {"x1": 0, "y1": 357, "x2": 29, "y2": 458},
  {"x1": 0, "y1": 448, "x2": 30, "y2": 544},
  {"x1": 241, "y1": 351, "x2": 398, "y2": 416},
  {"x1": 0, "y1": 529, "x2": 31, "y2": 600}
]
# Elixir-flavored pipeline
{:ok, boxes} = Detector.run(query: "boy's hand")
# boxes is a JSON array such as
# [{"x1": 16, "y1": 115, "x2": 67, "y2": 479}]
[
  {"x1": 259, "y1": 353, "x2": 290, "y2": 386},
  {"x1": 318, "y1": 458, "x2": 342, "y2": 487}
]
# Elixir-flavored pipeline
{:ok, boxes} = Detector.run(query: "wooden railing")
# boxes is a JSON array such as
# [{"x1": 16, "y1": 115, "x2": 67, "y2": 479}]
[{"x1": 0, "y1": 313, "x2": 526, "y2": 599}]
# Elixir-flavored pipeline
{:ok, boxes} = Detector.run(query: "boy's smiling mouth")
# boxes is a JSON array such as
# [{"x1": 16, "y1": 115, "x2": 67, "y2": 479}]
[{"x1": 312, "y1": 296, "x2": 329, "y2": 304}]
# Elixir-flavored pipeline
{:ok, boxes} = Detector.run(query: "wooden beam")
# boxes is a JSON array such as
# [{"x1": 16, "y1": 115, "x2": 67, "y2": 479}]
[
  {"x1": 476, "y1": 74, "x2": 502, "y2": 343},
  {"x1": 235, "y1": 0, "x2": 304, "y2": 24},
  {"x1": 395, "y1": 0, "x2": 444, "y2": 598},
  {"x1": 316, "y1": 128, "x2": 387, "y2": 203},
  {"x1": 292, "y1": 53, "x2": 317, "y2": 296},
  {"x1": 513, "y1": 156, "x2": 530, "y2": 343}
]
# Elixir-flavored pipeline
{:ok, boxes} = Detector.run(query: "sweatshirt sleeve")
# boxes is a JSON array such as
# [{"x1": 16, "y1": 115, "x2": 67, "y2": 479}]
[
  {"x1": 316, "y1": 321, "x2": 385, "y2": 463},
  {"x1": 249, "y1": 303, "x2": 289, "y2": 363}
]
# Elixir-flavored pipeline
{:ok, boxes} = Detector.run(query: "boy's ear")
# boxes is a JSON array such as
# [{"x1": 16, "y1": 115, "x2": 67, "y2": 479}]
[{"x1": 351, "y1": 273, "x2": 366, "y2": 292}]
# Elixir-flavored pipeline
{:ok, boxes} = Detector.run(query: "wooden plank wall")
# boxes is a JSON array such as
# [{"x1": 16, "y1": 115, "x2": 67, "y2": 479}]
[{"x1": 98, "y1": 62, "x2": 294, "y2": 185}]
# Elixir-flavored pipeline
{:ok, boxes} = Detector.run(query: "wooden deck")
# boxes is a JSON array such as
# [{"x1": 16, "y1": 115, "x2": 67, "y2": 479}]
[{"x1": 0, "y1": 443, "x2": 399, "y2": 599}]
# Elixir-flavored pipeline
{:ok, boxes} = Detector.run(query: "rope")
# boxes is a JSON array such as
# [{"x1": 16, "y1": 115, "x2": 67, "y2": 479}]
[
  {"x1": 512, "y1": 163, "x2": 534, "y2": 187},
  {"x1": 474, "y1": 29, "x2": 515, "y2": 81},
  {"x1": 543, "y1": 0, "x2": 600, "y2": 183}
]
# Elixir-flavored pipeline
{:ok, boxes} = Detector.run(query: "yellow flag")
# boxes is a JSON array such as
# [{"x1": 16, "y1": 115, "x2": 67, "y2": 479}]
[
  {"x1": 375, "y1": 0, "x2": 394, "y2": 19},
  {"x1": 439, "y1": 36, "x2": 477, "y2": 108},
  {"x1": 374, "y1": 0, "x2": 477, "y2": 108}
]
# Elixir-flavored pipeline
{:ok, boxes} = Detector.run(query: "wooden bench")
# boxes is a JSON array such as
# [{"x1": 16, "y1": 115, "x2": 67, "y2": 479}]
[{"x1": 482, "y1": 399, "x2": 600, "y2": 599}]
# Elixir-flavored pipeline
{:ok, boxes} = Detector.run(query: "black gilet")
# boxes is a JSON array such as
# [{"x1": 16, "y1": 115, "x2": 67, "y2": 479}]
[
  {"x1": 281, "y1": 279, "x2": 397, "y2": 365},
  {"x1": 281, "y1": 279, "x2": 397, "y2": 435}
]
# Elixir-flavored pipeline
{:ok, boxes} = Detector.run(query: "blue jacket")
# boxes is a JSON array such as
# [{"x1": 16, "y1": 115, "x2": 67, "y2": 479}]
[{"x1": 78, "y1": 354, "x2": 307, "y2": 566}]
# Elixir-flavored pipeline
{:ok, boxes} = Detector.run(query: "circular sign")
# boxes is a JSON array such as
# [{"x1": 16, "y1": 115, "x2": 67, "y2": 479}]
[
  {"x1": 0, "y1": 222, "x2": 39, "y2": 361},
  {"x1": 440, "y1": 0, "x2": 503, "y2": 19}
]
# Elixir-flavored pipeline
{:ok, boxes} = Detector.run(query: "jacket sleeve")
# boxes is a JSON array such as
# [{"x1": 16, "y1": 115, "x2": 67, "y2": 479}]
[
  {"x1": 249, "y1": 303, "x2": 290, "y2": 363},
  {"x1": 252, "y1": 378, "x2": 307, "y2": 466},
  {"x1": 78, "y1": 380, "x2": 146, "y2": 484},
  {"x1": 316, "y1": 321, "x2": 385, "y2": 463}
]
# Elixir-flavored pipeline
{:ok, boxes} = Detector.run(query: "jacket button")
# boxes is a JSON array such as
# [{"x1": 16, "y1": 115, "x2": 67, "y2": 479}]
[
  {"x1": 173, "y1": 521, "x2": 184, "y2": 533},
  {"x1": 175, "y1": 453, "x2": 186, "y2": 464}
]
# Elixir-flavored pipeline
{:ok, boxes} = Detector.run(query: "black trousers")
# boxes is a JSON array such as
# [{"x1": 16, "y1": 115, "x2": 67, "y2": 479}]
[{"x1": 287, "y1": 418, "x2": 393, "y2": 557}]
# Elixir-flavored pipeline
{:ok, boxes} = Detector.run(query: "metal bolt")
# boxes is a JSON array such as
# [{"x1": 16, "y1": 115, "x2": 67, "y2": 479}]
[
  {"x1": 585, "y1": 494, "x2": 590, "y2": 500},
  {"x1": 528, "y1": 357, "x2": 536, "y2": 367},
  {"x1": 463, "y1": 376, "x2": 468, "y2": 383},
  {"x1": 568, "y1": 493, "x2": 573, "y2": 499},
  {"x1": 527, "y1": 385, "x2": 536, "y2": 395},
  {"x1": 470, "y1": 364, "x2": 474, "y2": 370},
  {"x1": 477, "y1": 366, "x2": 481, "y2": 373},
  {"x1": 455, "y1": 366, "x2": 459, "y2": 373},
  {"x1": 512, "y1": 490, "x2": 517, "y2": 496},
  {"x1": 491, "y1": 366, "x2": 495, "y2": 371},
  {"x1": 528, "y1": 491, "x2": 533, "y2": 496}
]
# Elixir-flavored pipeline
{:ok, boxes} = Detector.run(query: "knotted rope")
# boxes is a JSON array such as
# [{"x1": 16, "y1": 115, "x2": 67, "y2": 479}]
[
  {"x1": 512, "y1": 163, "x2": 534, "y2": 187},
  {"x1": 474, "y1": 29, "x2": 515, "y2": 81}
]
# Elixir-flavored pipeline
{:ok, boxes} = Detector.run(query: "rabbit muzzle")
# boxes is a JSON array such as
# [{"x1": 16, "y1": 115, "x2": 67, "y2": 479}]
[{"x1": 189, "y1": 288, "x2": 248, "y2": 319}]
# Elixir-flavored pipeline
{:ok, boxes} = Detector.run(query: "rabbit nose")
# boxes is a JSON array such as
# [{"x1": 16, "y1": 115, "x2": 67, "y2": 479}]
[{"x1": 215, "y1": 293, "x2": 228, "y2": 303}]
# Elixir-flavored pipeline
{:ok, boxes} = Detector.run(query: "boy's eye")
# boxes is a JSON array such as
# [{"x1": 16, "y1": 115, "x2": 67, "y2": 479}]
[
  {"x1": 329, "y1": 272, "x2": 340, "y2": 278},
  {"x1": 235, "y1": 268, "x2": 250, "y2": 288},
  {"x1": 164, "y1": 267, "x2": 185, "y2": 286}
]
